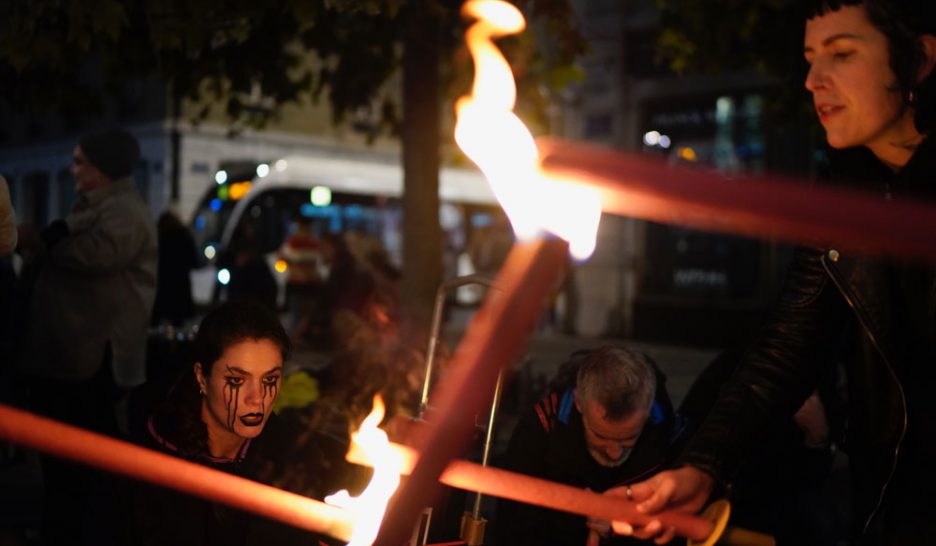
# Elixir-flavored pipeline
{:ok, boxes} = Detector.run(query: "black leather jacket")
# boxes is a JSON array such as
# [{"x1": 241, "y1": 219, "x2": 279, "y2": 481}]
[{"x1": 679, "y1": 140, "x2": 936, "y2": 540}]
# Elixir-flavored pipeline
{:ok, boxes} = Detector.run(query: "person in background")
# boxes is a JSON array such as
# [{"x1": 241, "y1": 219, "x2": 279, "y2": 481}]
[
  {"x1": 220, "y1": 220, "x2": 277, "y2": 311},
  {"x1": 609, "y1": 2, "x2": 936, "y2": 544},
  {"x1": 0, "y1": 175, "x2": 17, "y2": 355},
  {"x1": 277, "y1": 218, "x2": 324, "y2": 347},
  {"x1": 152, "y1": 209, "x2": 197, "y2": 327},
  {"x1": 15, "y1": 128, "x2": 156, "y2": 545},
  {"x1": 0, "y1": 175, "x2": 15, "y2": 256},
  {"x1": 496, "y1": 346, "x2": 686, "y2": 546}
]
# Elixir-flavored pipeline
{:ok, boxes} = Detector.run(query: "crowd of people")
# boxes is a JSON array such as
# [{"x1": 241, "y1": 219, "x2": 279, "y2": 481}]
[{"x1": 1, "y1": 1, "x2": 935, "y2": 545}]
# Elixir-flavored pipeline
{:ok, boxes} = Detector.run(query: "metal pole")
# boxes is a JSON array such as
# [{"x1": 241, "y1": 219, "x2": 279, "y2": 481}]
[
  {"x1": 420, "y1": 274, "x2": 497, "y2": 417},
  {"x1": 472, "y1": 368, "x2": 504, "y2": 519}
]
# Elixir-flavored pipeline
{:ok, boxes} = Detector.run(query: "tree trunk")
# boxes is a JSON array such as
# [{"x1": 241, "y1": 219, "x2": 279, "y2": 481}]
[{"x1": 400, "y1": 1, "x2": 442, "y2": 345}]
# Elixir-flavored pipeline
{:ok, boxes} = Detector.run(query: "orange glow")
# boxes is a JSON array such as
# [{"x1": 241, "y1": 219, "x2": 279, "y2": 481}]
[
  {"x1": 325, "y1": 395, "x2": 404, "y2": 546},
  {"x1": 229, "y1": 181, "x2": 253, "y2": 200},
  {"x1": 274, "y1": 259, "x2": 288, "y2": 273},
  {"x1": 454, "y1": 0, "x2": 601, "y2": 259}
]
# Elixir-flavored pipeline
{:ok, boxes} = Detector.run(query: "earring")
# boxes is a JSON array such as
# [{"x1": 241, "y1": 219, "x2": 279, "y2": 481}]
[
  {"x1": 199, "y1": 387, "x2": 205, "y2": 396},
  {"x1": 909, "y1": 90, "x2": 917, "y2": 105}
]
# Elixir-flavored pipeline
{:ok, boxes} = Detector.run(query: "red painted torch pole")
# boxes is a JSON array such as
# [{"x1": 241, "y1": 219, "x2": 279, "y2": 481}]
[
  {"x1": 374, "y1": 238, "x2": 571, "y2": 546},
  {"x1": 538, "y1": 137, "x2": 936, "y2": 263},
  {"x1": 0, "y1": 404, "x2": 355, "y2": 541}
]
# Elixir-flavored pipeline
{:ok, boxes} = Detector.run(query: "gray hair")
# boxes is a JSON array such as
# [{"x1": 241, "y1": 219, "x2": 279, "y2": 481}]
[{"x1": 576, "y1": 346, "x2": 656, "y2": 421}]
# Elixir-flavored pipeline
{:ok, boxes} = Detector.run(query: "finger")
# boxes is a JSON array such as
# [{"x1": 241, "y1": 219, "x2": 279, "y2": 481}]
[
  {"x1": 623, "y1": 482, "x2": 656, "y2": 502},
  {"x1": 637, "y1": 479, "x2": 675, "y2": 514},
  {"x1": 630, "y1": 518, "x2": 663, "y2": 540},
  {"x1": 654, "y1": 526, "x2": 677, "y2": 544},
  {"x1": 611, "y1": 520, "x2": 633, "y2": 536},
  {"x1": 626, "y1": 481, "x2": 654, "y2": 503}
]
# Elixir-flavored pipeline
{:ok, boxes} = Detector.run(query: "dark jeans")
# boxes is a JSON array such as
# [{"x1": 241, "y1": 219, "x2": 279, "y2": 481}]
[{"x1": 26, "y1": 353, "x2": 124, "y2": 546}]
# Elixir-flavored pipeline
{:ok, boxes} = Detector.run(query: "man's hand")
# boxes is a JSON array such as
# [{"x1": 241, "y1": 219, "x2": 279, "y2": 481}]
[{"x1": 604, "y1": 466, "x2": 714, "y2": 544}]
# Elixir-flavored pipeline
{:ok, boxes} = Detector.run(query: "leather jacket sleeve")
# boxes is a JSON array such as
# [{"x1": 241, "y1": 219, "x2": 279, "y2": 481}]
[{"x1": 677, "y1": 245, "x2": 850, "y2": 486}]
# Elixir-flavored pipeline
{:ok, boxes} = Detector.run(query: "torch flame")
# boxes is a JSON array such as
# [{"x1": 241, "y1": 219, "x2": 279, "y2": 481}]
[
  {"x1": 455, "y1": 0, "x2": 602, "y2": 259},
  {"x1": 325, "y1": 395, "x2": 404, "y2": 546}
]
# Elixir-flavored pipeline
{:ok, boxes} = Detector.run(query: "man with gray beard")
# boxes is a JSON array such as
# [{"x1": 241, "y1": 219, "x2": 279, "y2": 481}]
[{"x1": 496, "y1": 346, "x2": 685, "y2": 546}]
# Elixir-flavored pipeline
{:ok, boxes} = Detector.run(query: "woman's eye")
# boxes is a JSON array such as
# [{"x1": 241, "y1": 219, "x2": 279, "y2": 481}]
[
  {"x1": 263, "y1": 376, "x2": 280, "y2": 385},
  {"x1": 224, "y1": 377, "x2": 245, "y2": 386},
  {"x1": 833, "y1": 51, "x2": 854, "y2": 61}
]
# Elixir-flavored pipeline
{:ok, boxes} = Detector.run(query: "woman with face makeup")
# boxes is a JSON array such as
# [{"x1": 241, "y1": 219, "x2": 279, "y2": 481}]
[
  {"x1": 149, "y1": 300, "x2": 288, "y2": 464},
  {"x1": 103, "y1": 301, "x2": 333, "y2": 546},
  {"x1": 605, "y1": 2, "x2": 936, "y2": 544}
]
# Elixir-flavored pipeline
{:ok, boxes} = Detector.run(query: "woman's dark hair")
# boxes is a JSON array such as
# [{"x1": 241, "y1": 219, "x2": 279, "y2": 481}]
[
  {"x1": 154, "y1": 300, "x2": 291, "y2": 459},
  {"x1": 805, "y1": 0, "x2": 936, "y2": 133}
]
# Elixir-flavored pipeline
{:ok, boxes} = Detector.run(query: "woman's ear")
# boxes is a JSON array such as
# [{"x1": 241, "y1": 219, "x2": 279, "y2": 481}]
[
  {"x1": 194, "y1": 362, "x2": 207, "y2": 396},
  {"x1": 917, "y1": 35, "x2": 936, "y2": 83}
]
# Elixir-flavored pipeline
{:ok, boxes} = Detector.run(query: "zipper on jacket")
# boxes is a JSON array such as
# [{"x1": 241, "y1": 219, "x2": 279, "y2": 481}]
[{"x1": 822, "y1": 253, "x2": 907, "y2": 536}]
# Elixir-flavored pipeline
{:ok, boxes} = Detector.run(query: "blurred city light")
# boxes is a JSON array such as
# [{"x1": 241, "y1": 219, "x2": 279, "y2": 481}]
[
  {"x1": 217, "y1": 268, "x2": 231, "y2": 285},
  {"x1": 215, "y1": 170, "x2": 228, "y2": 184},
  {"x1": 643, "y1": 130, "x2": 661, "y2": 146},
  {"x1": 678, "y1": 147, "x2": 698, "y2": 162},
  {"x1": 311, "y1": 186, "x2": 332, "y2": 206},
  {"x1": 256, "y1": 163, "x2": 270, "y2": 178},
  {"x1": 229, "y1": 181, "x2": 252, "y2": 200}
]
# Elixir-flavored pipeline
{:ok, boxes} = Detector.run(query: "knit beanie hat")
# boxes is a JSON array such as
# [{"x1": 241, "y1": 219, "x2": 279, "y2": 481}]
[{"x1": 78, "y1": 128, "x2": 140, "y2": 181}]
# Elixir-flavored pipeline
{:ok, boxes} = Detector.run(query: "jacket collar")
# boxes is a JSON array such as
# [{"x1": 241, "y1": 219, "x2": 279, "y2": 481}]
[
  {"x1": 77, "y1": 177, "x2": 135, "y2": 206},
  {"x1": 895, "y1": 135, "x2": 936, "y2": 201},
  {"x1": 828, "y1": 136, "x2": 936, "y2": 201}
]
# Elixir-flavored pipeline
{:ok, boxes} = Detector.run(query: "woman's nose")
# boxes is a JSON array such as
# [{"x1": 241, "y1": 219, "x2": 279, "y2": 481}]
[
  {"x1": 244, "y1": 382, "x2": 263, "y2": 405},
  {"x1": 805, "y1": 60, "x2": 827, "y2": 92}
]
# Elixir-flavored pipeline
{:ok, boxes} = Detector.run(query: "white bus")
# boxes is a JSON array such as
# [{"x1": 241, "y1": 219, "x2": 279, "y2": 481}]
[{"x1": 188, "y1": 153, "x2": 504, "y2": 306}]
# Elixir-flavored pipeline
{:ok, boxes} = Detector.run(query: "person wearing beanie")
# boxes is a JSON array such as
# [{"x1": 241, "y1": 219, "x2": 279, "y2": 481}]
[
  {"x1": 74, "y1": 128, "x2": 141, "y2": 187},
  {"x1": 17, "y1": 127, "x2": 157, "y2": 546}
]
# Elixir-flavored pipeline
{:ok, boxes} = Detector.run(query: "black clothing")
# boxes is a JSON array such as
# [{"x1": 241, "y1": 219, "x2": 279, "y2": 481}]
[
  {"x1": 497, "y1": 355, "x2": 686, "y2": 546},
  {"x1": 679, "y1": 139, "x2": 936, "y2": 544},
  {"x1": 112, "y1": 410, "x2": 338, "y2": 546},
  {"x1": 152, "y1": 216, "x2": 197, "y2": 326},
  {"x1": 27, "y1": 345, "x2": 122, "y2": 546},
  {"x1": 678, "y1": 350, "x2": 848, "y2": 546}
]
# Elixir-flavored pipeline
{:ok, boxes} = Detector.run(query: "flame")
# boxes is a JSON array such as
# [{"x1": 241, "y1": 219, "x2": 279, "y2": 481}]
[
  {"x1": 455, "y1": 0, "x2": 602, "y2": 260},
  {"x1": 325, "y1": 395, "x2": 404, "y2": 546}
]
